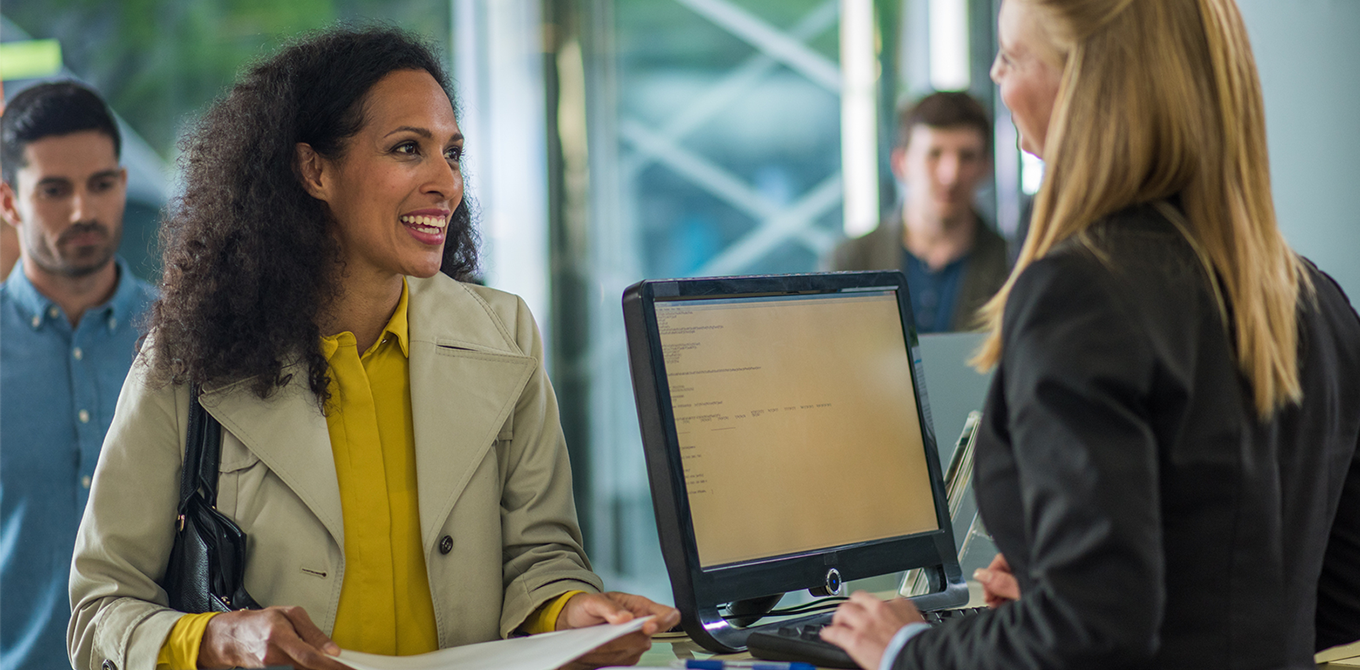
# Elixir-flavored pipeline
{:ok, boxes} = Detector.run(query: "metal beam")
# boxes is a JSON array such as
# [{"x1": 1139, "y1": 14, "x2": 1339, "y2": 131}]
[
  {"x1": 694, "y1": 173, "x2": 844, "y2": 276},
  {"x1": 672, "y1": 0, "x2": 842, "y2": 92},
  {"x1": 620, "y1": 118, "x2": 782, "y2": 221}
]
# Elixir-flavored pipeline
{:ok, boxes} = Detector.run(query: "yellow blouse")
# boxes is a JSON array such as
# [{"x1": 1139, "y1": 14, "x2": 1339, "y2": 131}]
[
  {"x1": 319, "y1": 280, "x2": 438, "y2": 654},
  {"x1": 157, "y1": 281, "x2": 575, "y2": 668}
]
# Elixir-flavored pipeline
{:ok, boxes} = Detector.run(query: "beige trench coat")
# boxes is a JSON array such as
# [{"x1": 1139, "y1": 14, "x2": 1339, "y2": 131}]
[{"x1": 68, "y1": 275, "x2": 602, "y2": 670}]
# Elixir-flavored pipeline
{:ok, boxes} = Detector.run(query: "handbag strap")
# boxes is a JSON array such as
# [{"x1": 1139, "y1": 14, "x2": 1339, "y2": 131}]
[{"x1": 178, "y1": 384, "x2": 224, "y2": 518}]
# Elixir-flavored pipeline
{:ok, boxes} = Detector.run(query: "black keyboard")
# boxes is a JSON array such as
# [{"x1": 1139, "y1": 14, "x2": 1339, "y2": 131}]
[{"x1": 746, "y1": 607, "x2": 989, "y2": 669}]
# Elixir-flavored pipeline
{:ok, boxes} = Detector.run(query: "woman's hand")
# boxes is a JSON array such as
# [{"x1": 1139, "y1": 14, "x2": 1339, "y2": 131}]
[
  {"x1": 555, "y1": 592, "x2": 681, "y2": 669},
  {"x1": 973, "y1": 553, "x2": 1020, "y2": 608},
  {"x1": 198, "y1": 606, "x2": 347, "y2": 670},
  {"x1": 819, "y1": 591, "x2": 926, "y2": 670}
]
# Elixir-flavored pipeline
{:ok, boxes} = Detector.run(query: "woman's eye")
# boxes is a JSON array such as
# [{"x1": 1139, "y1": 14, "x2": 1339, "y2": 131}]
[
  {"x1": 394, "y1": 141, "x2": 419, "y2": 155},
  {"x1": 444, "y1": 147, "x2": 463, "y2": 162}
]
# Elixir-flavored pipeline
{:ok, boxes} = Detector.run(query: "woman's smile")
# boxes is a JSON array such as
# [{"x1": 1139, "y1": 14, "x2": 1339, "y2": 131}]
[{"x1": 400, "y1": 208, "x2": 450, "y2": 245}]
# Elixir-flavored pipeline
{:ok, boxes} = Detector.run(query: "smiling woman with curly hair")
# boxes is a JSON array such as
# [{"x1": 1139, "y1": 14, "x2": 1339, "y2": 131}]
[
  {"x1": 68, "y1": 25, "x2": 676, "y2": 670},
  {"x1": 146, "y1": 27, "x2": 478, "y2": 403}
]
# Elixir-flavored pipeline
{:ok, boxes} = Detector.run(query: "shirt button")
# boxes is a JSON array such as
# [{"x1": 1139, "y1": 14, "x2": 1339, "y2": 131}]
[
  {"x1": 109, "y1": 317, "x2": 118, "y2": 331},
  {"x1": 30, "y1": 315, "x2": 40, "y2": 328},
  {"x1": 81, "y1": 476, "x2": 92, "y2": 489},
  {"x1": 78, "y1": 409, "x2": 91, "y2": 424},
  {"x1": 48, "y1": 307, "x2": 59, "y2": 319},
  {"x1": 439, "y1": 535, "x2": 453, "y2": 554},
  {"x1": 74, "y1": 347, "x2": 84, "y2": 360}
]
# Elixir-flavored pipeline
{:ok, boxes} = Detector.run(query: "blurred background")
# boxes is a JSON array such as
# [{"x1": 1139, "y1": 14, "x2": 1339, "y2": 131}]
[{"x1": 3, "y1": 0, "x2": 1356, "y2": 604}]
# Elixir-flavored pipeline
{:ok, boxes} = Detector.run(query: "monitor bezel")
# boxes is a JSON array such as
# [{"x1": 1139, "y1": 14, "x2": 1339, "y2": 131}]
[{"x1": 622, "y1": 271, "x2": 968, "y2": 652}]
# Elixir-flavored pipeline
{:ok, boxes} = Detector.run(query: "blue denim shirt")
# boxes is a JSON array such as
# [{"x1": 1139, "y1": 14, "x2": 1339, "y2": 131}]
[{"x1": 1, "y1": 258, "x2": 156, "y2": 670}]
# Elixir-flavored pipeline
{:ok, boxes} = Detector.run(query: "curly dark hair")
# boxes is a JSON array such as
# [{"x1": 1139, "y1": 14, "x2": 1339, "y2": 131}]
[{"x1": 146, "y1": 25, "x2": 478, "y2": 401}]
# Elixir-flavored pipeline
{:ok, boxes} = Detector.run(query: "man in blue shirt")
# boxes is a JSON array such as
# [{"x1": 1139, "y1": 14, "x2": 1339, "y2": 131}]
[
  {"x1": 827, "y1": 92, "x2": 1010, "y2": 333},
  {"x1": 0, "y1": 81, "x2": 157, "y2": 670}
]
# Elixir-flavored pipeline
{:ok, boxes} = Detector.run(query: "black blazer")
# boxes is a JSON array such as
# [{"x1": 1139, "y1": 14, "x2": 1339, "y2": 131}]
[{"x1": 895, "y1": 203, "x2": 1360, "y2": 669}]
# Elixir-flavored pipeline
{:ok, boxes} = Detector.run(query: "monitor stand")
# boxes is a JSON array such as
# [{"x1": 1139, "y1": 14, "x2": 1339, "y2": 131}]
[{"x1": 724, "y1": 594, "x2": 784, "y2": 628}]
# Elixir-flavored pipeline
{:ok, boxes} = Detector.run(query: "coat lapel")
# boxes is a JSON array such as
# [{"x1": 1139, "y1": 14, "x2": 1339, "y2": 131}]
[
  {"x1": 192, "y1": 276, "x2": 536, "y2": 557},
  {"x1": 406, "y1": 277, "x2": 536, "y2": 554},
  {"x1": 200, "y1": 375, "x2": 346, "y2": 547}
]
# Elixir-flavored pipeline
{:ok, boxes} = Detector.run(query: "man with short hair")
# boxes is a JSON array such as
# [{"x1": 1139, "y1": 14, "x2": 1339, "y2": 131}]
[
  {"x1": 0, "y1": 81, "x2": 157, "y2": 670},
  {"x1": 828, "y1": 91, "x2": 1009, "y2": 332}
]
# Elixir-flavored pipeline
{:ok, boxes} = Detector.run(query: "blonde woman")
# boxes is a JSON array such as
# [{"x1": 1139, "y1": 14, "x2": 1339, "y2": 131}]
[{"x1": 820, "y1": 0, "x2": 1360, "y2": 668}]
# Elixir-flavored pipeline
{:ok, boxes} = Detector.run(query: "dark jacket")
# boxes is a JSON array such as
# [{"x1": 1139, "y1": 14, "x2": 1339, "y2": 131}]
[
  {"x1": 826, "y1": 213, "x2": 1010, "y2": 331},
  {"x1": 895, "y1": 203, "x2": 1360, "y2": 669}
]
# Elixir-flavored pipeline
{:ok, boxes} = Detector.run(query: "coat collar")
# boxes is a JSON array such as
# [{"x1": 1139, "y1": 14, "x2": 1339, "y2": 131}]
[
  {"x1": 404, "y1": 275, "x2": 536, "y2": 553},
  {"x1": 200, "y1": 274, "x2": 537, "y2": 553}
]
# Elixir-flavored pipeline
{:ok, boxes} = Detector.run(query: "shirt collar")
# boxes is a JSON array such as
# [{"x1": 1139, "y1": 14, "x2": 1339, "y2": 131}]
[
  {"x1": 103, "y1": 257, "x2": 151, "y2": 327},
  {"x1": 385, "y1": 278, "x2": 411, "y2": 358},
  {"x1": 319, "y1": 278, "x2": 411, "y2": 360},
  {"x1": 3, "y1": 257, "x2": 141, "y2": 330}
]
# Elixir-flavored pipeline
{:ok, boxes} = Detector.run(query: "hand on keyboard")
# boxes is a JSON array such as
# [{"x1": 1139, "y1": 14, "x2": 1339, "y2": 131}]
[
  {"x1": 818, "y1": 592, "x2": 926, "y2": 669},
  {"x1": 747, "y1": 598, "x2": 987, "y2": 669}
]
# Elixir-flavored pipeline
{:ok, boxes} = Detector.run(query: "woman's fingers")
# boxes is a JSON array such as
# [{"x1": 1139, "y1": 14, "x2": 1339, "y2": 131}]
[
  {"x1": 975, "y1": 553, "x2": 1021, "y2": 607},
  {"x1": 199, "y1": 607, "x2": 347, "y2": 670},
  {"x1": 265, "y1": 632, "x2": 349, "y2": 670},
  {"x1": 821, "y1": 593, "x2": 914, "y2": 670},
  {"x1": 557, "y1": 591, "x2": 680, "y2": 634},
  {"x1": 602, "y1": 592, "x2": 680, "y2": 635},
  {"x1": 551, "y1": 592, "x2": 677, "y2": 667},
  {"x1": 556, "y1": 593, "x2": 633, "y2": 631},
  {"x1": 280, "y1": 606, "x2": 341, "y2": 656},
  {"x1": 975, "y1": 572, "x2": 1021, "y2": 606}
]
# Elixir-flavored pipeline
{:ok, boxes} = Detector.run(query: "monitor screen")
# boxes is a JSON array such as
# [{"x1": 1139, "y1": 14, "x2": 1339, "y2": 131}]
[
  {"x1": 623, "y1": 272, "x2": 968, "y2": 654},
  {"x1": 654, "y1": 291, "x2": 939, "y2": 568}
]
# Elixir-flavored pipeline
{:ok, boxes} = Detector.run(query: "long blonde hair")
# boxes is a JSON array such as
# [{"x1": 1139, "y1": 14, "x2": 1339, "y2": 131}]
[{"x1": 973, "y1": 0, "x2": 1309, "y2": 417}]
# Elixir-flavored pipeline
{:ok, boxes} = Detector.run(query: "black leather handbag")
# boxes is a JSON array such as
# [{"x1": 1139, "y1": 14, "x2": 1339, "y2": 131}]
[{"x1": 160, "y1": 387, "x2": 262, "y2": 613}]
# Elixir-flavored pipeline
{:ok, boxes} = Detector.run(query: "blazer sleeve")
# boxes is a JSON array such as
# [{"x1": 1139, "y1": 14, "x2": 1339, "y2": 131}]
[
  {"x1": 1316, "y1": 411, "x2": 1360, "y2": 650},
  {"x1": 896, "y1": 252, "x2": 1168, "y2": 669},
  {"x1": 494, "y1": 295, "x2": 602, "y2": 637},
  {"x1": 68, "y1": 354, "x2": 189, "y2": 670},
  {"x1": 1312, "y1": 269, "x2": 1360, "y2": 651}
]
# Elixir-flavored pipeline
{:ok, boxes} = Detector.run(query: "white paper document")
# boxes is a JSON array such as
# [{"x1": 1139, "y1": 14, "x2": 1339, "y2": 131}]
[
  {"x1": 1318, "y1": 639, "x2": 1360, "y2": 664},
  {"x1": 335, "y1": 616, "x2": 654, "y2": 670}
]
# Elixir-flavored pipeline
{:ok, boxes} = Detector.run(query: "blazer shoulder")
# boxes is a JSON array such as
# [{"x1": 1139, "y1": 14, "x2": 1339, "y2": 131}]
[{"x1": 1003, "y1": 239, "x2": 1143, "y2": 339}]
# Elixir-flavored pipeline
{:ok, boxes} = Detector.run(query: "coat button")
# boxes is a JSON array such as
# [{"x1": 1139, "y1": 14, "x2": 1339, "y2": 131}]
[
  {"x1": 439, "y1": 535, "x2": 453, "y2": 554},
  {"x1": 102, "y1": 660, "x2": 116, "y2": 670}
]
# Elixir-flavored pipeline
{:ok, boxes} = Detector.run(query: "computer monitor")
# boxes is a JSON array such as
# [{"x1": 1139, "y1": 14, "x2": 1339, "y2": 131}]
[{"x1": 622, "y1": 271, "x2": 968, "y2": 653}]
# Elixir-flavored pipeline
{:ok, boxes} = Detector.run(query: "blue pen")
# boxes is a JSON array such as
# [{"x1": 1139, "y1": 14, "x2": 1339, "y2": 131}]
[{"x1": 673, "y1": 660, "x2": 817, "y2": 670}]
